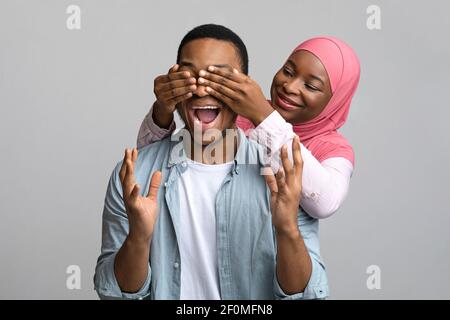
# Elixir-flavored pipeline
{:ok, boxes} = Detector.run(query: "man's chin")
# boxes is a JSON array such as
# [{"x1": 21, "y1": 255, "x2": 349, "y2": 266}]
[{"x1": 192, "y1": 130, "x2": 225, "y2": 146}]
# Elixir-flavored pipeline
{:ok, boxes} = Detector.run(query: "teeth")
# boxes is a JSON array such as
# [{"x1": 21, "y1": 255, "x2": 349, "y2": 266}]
[{"x1": 191, "y1": 105, "x2": 219, "y2": 110}]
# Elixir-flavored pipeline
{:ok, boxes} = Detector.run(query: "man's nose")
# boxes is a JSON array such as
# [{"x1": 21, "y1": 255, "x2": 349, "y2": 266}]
[{"x1": 193, "y1": 82, "x2": 209, "y2": 97}]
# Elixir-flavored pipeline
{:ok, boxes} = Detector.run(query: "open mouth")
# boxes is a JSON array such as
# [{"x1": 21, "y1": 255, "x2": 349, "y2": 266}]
[
  {"x1": 187, "y1": 104, "x2": 223, "y2": 132},
  {"x1": 192, "y1": 106, "x2": 220, "y2": 124}
]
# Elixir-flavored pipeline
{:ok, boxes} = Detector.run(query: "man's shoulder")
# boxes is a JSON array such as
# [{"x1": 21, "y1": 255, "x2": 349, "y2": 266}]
[{"x1": 137, "y1": 136, "x2": 172, "y2": 159}]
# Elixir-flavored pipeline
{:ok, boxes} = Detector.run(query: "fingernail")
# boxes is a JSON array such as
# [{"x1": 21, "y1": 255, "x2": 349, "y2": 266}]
[
  {"x1": 199, "y1": 70, "x2": 206, "y2": 76},
  {"x1": 206, "y1": 87, "x2": 212, "y2": 92},
  {"x1": 189, "y1": 77, "x2": 196, "y2": 83},
  {"x1": 190, "y1": 85, "x2": 197, "y2": 90},
  {"x1": 233, "y1": 68, "x2": 239, "y2": 74},
  {"x1": 208, "y1": 66, "x2": 214, "y2": 71},
  {"x1": 198, "y1": 77, "x2": 205, "y2": 84}
]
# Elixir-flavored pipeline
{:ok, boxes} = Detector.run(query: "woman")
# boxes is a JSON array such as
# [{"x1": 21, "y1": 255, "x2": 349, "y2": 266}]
[{"x1": 137, "y1": 36, "x2": 360, "y2": 219}]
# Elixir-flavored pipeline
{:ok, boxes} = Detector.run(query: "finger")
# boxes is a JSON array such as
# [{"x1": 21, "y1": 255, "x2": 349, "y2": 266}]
[
  {"x1": 158, "y1": 78, "x2": 196, "y2": 92},
  {"x1": 199, "y1": 70, "x2": 240, "y2": 91},
  {"x1": 147, "y1": 171, "x2": 162, "y2": 201},
  {"x1": 292, "y1": 136, "x2": 303, "y2": 176},
  {"x1": 264, "y1": 173, "x2": 278, "y2": 194},
  {"x1": 156, "y1": 71, "x2": 191, "y2": 84},
  {"x1": 159, "y1": 84, "x2": 197, "y2": 101},
  {"x1": 168, "y1": 64, "x2": 179, "y2": 74},
  {"x1": 132, "y1": 147, "x2": 138, "y2": 162},
  {"x1": 130, "y1": 183, "x2": 140, "y2": 201},
  {"x1": 204, "y1": 86, "x2": 234, "y2": 106},
  {"x1": 166, "y1": 70, "x2": 191, "y2": 82},
  {"x1": 167, "y1": 91, "x2": 193, "y2": 105},
  {"x1": 280, "y1": 144, "x2": 294, "y2": 185},
  {"x1": 119, "y1": 148, "x2": 128, "y2": 183},
  {"x1": 123, "y1": 152, "x2": 136, "y2": 196},
  {"x1": 207, "y1": 65, "x2": 247, "y2": 83},
  {"x1": 199, "y1": 77, "x2": 239, "y2": 101},
  {"x1": 275, "y1": 168, "x2": 286, "y2": 190}
]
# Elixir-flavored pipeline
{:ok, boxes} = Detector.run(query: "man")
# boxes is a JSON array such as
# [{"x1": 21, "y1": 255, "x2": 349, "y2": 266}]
[{"x1": 94, "y1": 24, "x2": 329, "y2": 299}]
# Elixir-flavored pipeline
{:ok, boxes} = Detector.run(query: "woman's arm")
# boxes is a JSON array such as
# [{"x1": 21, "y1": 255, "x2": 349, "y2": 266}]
[
  {"x1": 300, "y1": 156, "x2": 353, "y2": 219},
  {"x1": 194, "y1": 67, "x2": 353, "y2": 219},
  {"x1": 136, "y1": 102, "x2": 176, "y2": 149},
  {"x1": 250, "y1": 111, "x2": 353, "y2": 219}
]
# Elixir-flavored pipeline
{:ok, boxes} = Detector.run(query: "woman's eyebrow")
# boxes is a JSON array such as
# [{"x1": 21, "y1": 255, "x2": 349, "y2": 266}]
[
  {"x1": 287, "y1": 59, "x2": 324, "y2": 84},
  {"x1": 286, "y1": 60, "x2": 296, "y2": 67}
]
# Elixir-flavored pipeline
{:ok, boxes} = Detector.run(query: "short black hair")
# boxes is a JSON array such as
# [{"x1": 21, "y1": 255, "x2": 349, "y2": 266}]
[{"x1": 176, "y1": 24, "x2": 249, "y2": 75}]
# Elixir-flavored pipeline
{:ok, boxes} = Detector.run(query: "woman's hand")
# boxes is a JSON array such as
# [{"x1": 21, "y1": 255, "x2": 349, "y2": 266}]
[
  {"x1": 153, "y1": 64, "x2": 197, "y2": 128},
  {"x1": 264, "y1": 136, "x2": 303, "y2": 236},
  {"x1": 199, "y1": 66, "x2": 274, "y2": 126},
  {"x1": 119, "y1": 148, "x2": 162, "y2": 244}
]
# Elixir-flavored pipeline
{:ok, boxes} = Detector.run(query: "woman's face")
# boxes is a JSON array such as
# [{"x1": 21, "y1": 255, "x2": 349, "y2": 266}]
[{"x1": 270, "y1": 50, "x2": 333, "y2": 124}]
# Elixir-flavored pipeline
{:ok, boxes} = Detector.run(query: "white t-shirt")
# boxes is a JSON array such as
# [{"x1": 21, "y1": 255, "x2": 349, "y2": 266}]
[{"x1": 178, "y1": 159, "x2": 234, "y2": 300}]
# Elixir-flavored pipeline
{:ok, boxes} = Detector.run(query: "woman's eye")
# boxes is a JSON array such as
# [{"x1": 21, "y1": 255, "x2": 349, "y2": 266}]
[
  {"x1": 305, "y1": 83, "x2": 319, "y2": 91},
  {"x1": 282, "y1": 67, "x2": 294, "y2": 77}
]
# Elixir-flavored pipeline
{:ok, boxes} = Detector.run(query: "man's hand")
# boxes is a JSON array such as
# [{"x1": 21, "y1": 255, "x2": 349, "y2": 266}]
[
  {"x1": 198, "y1": 66, "x2": 274, "y2": 126},
  {"x1": 265, "y1": 136, "x2": 311, "y2": 294},
  {"x1": 264, "y1": 136, "x2": 303, "y2": 236},
  {"x1": 119, "y1": 148, "x2": 162, "y2": 243},
  {"x1": 153, "y1": 64, "x2": 197, "y2": 128}
]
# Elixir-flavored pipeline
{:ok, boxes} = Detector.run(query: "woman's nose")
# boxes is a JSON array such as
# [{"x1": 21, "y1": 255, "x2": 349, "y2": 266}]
[{"x1": 283, "y1": 80, "x2": 301, "y2": 95}]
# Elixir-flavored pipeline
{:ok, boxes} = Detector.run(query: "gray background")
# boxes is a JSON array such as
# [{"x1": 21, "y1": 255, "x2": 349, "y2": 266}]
[{"x1": 1, "y1": 0, "x2": 449, "y2": 299}]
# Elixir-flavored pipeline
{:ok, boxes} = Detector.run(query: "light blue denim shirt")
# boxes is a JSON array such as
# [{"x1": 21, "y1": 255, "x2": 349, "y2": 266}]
[{"x1": 94, "y1": 129, "x2": 329, "y2": 300}]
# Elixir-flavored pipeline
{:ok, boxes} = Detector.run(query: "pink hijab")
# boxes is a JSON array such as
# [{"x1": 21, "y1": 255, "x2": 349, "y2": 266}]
[{"x1": 236, "y1": 36, "x2": 360, "y2": 166}]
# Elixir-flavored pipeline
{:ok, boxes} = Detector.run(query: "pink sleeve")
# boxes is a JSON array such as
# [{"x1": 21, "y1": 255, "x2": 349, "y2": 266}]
[
  {"x1": 249, "y1": 110, "x2": 354, "y2": 219},
  {"x1": 136, "y1": 105, "x2": 176, "y2": 149}
]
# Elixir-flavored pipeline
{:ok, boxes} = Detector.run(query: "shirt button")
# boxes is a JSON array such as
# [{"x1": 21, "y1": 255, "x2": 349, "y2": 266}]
[
  {"x1": 138, "y1": 297, "x2": 143, "y2": 300},
  {"x1": 310, "y1": 192, "x2": 316, "y2": 198},
  {"x1": 181, "y1": 162, "x2": 187, "y2": 168},
  {"x1": 164, "y1": 182, "x2": 168, "y2": 187},
  {"x1": 174, "y1": 262, "x2": 179, "y2": 269}
]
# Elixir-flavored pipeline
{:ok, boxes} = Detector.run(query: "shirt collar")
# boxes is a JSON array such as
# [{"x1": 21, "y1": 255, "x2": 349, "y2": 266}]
[{"x1": 167, "y1": 128, "x2": 248, "y2": 175}]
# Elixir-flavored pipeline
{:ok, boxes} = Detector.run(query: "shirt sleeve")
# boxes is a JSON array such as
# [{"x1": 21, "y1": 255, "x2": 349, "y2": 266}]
[
  {"x1": 93, "y1": 162, "x2": 152, "y2": 300},
  {"x1": 273, "y1": 209, "x2": 330, "y2": 300},
  {"x1": 249, "y1": 110, "x2": 354, "y2": 219},
  {"x1": 136, "y1": 104, "x2": 176, "y2": 149}
]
